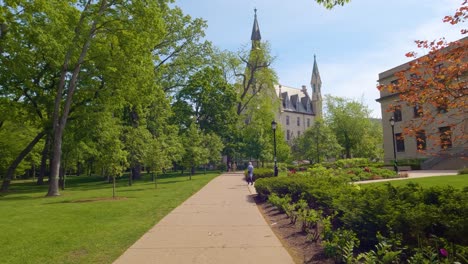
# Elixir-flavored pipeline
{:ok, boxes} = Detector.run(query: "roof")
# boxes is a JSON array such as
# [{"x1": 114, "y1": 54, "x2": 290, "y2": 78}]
[{"x1": 275, "y1": 84, "x2": 314, "y2": 115}]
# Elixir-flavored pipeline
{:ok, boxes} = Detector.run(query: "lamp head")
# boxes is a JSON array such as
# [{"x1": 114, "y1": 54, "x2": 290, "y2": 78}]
[
  {"x1": 271, "y1": 120, "x2": 277, "y2": 130},
  {"x1": 389, "y1": 116, "x2": 395, "y2": 126}
]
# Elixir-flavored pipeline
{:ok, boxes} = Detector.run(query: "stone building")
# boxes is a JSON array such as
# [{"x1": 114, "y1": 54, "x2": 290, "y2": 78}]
[
  {"x1": 376, "y1": 38, "x2": 467, "y2": 169},
  {"x1": 275, "y1": 56, "x2": 323, "y2": 144}
]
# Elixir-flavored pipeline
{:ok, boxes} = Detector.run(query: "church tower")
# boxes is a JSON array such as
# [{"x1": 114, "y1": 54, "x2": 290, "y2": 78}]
[
  {"x1": 251, "y1": 8, "x2": 261, "y2": 50},
  {"x1": 311, "y1": 55, "x2": 323, "y2": 118}
]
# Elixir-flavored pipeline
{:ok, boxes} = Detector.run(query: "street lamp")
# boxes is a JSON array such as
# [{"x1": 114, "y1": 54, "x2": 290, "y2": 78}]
[
  {"x1": 389, "y1": 116, "x2": 399, "y2": 173},
  {"x1": 271, "y1": 120, "x2": 278, "y2": 176}
]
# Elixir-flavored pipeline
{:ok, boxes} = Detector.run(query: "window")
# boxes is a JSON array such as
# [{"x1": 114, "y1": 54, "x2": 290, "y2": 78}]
[
  {"x1": 286, "y1": 130, "x2": 290, "y2": 140},
  {"x1": 307, "y1": 118, "x2": 310, "y2": 128},
  {"x1": 439, "y1": 126, "x2": 452, "y2": 149},
  {"x1": 297, "y1": 131, "x2": 300, "y2": 137},
  {"x1": 395, "y1": 133, "x2": 405, "y2": 152},
  {"x1": 413, "y1": 104, "x2": 423, "y2": 118},
  {"x1": 416, "y1": 130, "x2": 426, "y2": 150},
  {"x1": 286, "y1": 115, "x2": 289, "y2": 125},
  {"x1": 297, "y1": 117, "x2": 300, "y2": 126},
  {"x1": 437, "y1": 101, "x2": 448, "y2": 113},
  {"x1": 391, "y1": 79, "x2": 399, "y2": 86},
  {"x1": 410, "y1": 73, "x2": 420, "y2": 79},
  {"x1": 393, "y1": 106, "x2": 402, "y2": 122}
]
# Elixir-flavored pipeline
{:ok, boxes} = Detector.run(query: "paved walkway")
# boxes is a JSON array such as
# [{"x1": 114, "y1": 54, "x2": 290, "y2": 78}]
[
  {"x1": 357, "y1": 170, "x2": 459, "y2": 184},
  {"x1": 113, "y1": 172, "x2": 294, "y2": 264}
]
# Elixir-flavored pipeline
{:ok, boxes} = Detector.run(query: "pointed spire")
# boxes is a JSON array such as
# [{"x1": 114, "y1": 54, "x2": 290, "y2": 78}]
[
  {"x1": 311, "y1": 54, "x2": 321, "y2": 93},
  {"x1": 251, "y1": 8, "x2": 261, "y2": 49}
]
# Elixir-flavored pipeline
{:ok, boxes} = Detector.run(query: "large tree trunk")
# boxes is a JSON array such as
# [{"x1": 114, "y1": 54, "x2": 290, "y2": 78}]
[
  {"x1": 48, "y1": 126, "x2": 64, "y2": 196},
  {"x1": 37, "y1": 133, "x2": 51, "y2": 185},
  {"x1": 46, "y1": 0, "x2": 108, "y2": 197},
  {"x1": 1, "y1": 131, "x2": 45, "y2": 192}
]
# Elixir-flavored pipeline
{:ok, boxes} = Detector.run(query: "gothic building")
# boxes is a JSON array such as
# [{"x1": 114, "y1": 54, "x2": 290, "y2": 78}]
[{"x1": 249, "y1": 9, "x2": 323, "y2": 144}]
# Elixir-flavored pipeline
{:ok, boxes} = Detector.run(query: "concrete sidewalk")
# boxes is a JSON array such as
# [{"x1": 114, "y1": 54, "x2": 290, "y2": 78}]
[
  {"x1": 113, "y1": 172, "x2": 294, "y2": 264},
  {"x1": 357, "y1": 170, "x2": 459, "y2": 184}
]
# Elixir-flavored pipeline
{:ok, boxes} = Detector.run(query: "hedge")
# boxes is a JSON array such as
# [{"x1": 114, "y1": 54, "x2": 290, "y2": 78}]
[
  {"x1": 255, "y1": 174, "x2": 468, "y2": 261},
  {"x1": 244, "y1": 167, "x2": 275, "y2": 181}
]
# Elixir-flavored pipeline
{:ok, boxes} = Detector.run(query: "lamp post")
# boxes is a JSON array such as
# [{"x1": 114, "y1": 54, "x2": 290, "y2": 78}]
[
  {"x1": 389, "y1": 116, "x2": 398, "y2": 173},
  {"x1": 271, "y1": 120, "x2": 278, "y2": 176}
]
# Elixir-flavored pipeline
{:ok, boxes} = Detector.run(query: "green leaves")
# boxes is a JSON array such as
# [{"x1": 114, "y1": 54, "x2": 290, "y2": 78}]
[
  {"x1": 325, "y1": 95, "x2": 383, "y2": 159},
  {"x1": 315, "y1": 0, "x2": 351, "y2": 9}
]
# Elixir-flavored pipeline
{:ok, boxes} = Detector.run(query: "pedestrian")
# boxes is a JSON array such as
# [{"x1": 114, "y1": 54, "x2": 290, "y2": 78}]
[{"x1": 247, "y1": 162, "x2": 254, "y2": 185}]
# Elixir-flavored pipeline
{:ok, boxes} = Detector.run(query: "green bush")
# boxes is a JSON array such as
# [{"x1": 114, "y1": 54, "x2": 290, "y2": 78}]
[
  {"x1": 256, "y1": 174, "x2": 468, "y2": 261},
  {"x1": 217, "y1": 163, "x2": 227, "y2": 172},
  {"x1": 244, "y1": 167, "x2": 275, "y2": 181},
  {"x1": 334, "y1": 158, "x2": 371, "y2": 168},
  {"x1": 396, "y1": 158, "x2": 426, "y2": 170},
  {"x1": 458, "y1": 167, "x2": 468, "y2": 175},
  {"x1": 339, "y1": 167, "x2": 397, "y2": 181}
]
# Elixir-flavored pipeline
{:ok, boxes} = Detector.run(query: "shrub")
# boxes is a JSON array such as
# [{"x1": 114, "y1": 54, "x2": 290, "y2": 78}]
[
  {"x1": 217, "y1": 163, "x2": 227, "y2": 172},
  {"x1": 458, "y1": 167, "x2": 468, "y2": 175},
  {"x1": 255, "y1": 174, "x2": 468, "y2": 260},
  {"x1": 244, "y1": 167, "x2": 275, "y2": 181},
  {"x1": 397, "y1": 158, "x2": 426, "y2": 170},
  {"x1": 334, "y1": 158, "x2": 370, "y2": 168}
]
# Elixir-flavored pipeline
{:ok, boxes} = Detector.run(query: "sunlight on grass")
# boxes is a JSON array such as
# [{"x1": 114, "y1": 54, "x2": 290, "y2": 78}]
[
  {"x1": 365, "y1": 174, "x2": 468, "y2": 189},
  {"x1": 0, "y1": 172, "x2": 219, "y2": 264}
]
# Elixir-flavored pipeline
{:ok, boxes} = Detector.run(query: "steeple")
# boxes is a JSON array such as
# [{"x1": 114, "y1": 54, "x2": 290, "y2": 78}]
[
  {"x1": 311, "y1": 54, "x2": 322, "y2": 93},
  {"x1": 311, "y1": 55, "x2": 323, "y2": 117},
  {"x1": 251, "y1": 8, "x2": 261, "y2": 49}
]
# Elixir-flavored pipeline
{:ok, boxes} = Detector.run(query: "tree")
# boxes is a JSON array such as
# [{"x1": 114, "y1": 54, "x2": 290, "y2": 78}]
[
  {"x1": 325, "y1": 96, "x2": 383, "y2": 159},
  {"x1": 292, "y1": 119, "x2": 342, "y2": 163},
  {"x1": 223, "y1": 40, "x2": 285, "y2": 163},
  {"x1": 180, "y1": 123, "x2": 209, "y2": 178},
  {"x1": 92, "y1": 112, "x2": 128, "y2": 198},
  {"x1": 231, "y1": 42, "x2": 278, "y2": 116},
  {"x1": 202, "y1": 132, "x2": 224, "y2": 168},
  {"x1": 315, "y1": 0, "x2": 351, "y2": 9},
  {"x1": 0, "y1": 1, "x2": 213, "y2": 195},
  {"x1": 172, "y1": 66, "x2": 237, "y2": 135},
  {"x1": 378, "y1": 1, "x2": 467, "y2": 150}
]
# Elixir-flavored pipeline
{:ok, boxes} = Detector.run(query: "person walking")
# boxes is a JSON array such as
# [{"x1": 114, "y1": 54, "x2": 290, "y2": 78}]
[{"x1": 247, "y1": 162, "x2": 254, "y2": 185}]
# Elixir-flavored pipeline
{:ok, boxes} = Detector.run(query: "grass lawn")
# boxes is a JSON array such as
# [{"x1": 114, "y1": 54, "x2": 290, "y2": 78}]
[
  {"x1": 0, "y1": 171, "x2": 220, "y2": 264},
  {"x1": 364, "y1": 174, "x2": 468, "y2": 189}
]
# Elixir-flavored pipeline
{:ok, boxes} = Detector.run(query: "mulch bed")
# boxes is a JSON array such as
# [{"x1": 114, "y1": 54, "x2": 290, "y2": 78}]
[{"x1": 254, "y1": 196, "x2": 334, "y2": 264}]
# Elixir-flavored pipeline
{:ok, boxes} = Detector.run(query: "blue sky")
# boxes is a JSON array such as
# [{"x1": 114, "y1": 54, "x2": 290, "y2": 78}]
[{"x1": 175, "y1": 0, "x2": 464, "y2": 118}]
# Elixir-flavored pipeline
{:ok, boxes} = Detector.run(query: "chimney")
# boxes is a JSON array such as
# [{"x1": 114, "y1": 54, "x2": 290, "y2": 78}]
[{"x1": 301, "y1": 85, "x2": 309, "y2": 96}]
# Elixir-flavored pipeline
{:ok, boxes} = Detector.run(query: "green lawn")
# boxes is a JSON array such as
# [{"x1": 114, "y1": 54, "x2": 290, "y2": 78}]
[
  {"x1": 364, "y1": 174, "x2": 468, "y2": 189},
  {"x1": 0, "y1": 171, "x2": 220, "y2": 264}
]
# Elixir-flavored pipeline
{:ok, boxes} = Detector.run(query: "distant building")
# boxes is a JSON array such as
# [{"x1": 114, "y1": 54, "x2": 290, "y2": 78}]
[
  {"x1": 249, "y1": 10, "x2": 323, "y2": 144},
  {"x1": 376, "y1": 38, "x2": 467, "y2": 170}
]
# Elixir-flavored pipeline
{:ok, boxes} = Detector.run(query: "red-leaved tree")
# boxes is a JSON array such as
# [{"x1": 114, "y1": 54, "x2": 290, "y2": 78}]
[{"x1": 378, "y1": 1, "x2": 467, "y2": 154}]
